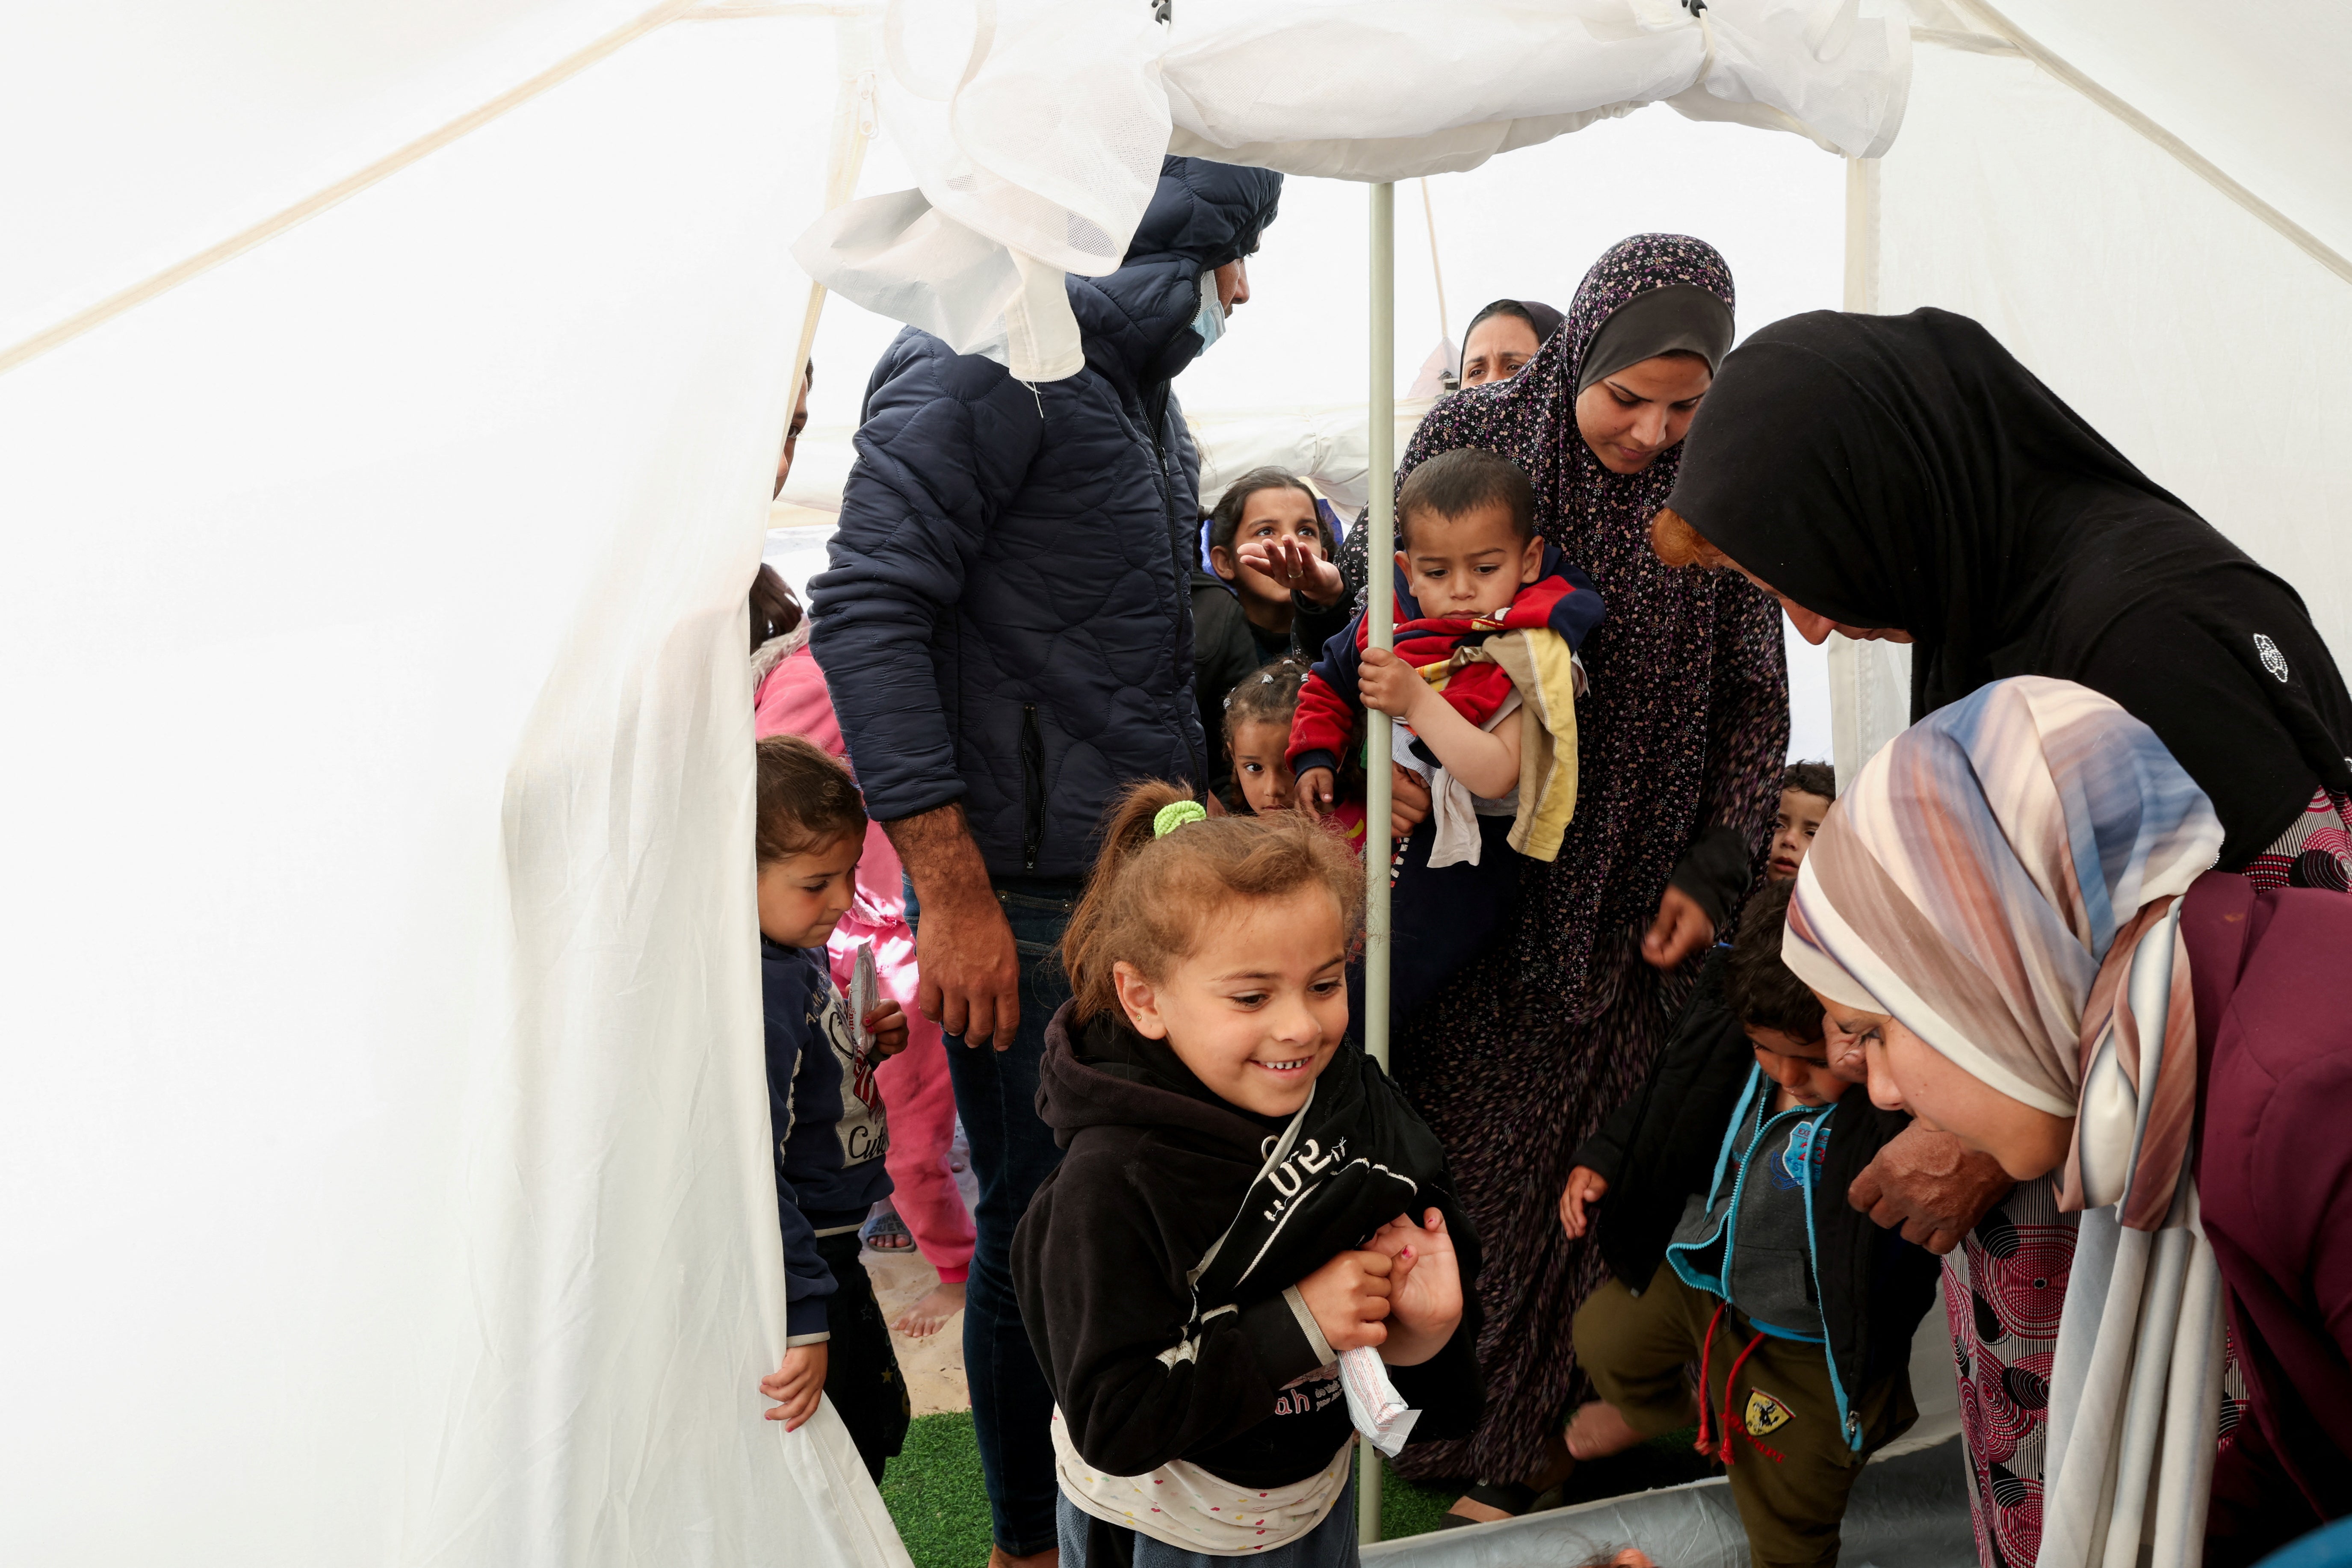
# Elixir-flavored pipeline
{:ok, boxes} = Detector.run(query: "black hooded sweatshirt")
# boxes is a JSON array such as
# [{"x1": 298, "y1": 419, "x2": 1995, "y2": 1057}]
[{"x1": 1012, "y1": 1004, "x2": 1483, "y2": 1491}]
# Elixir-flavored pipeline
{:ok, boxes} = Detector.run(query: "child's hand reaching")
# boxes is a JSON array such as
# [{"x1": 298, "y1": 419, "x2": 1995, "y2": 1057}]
[
  {"x1": 1364, "y1": 1208, "x2": 1462, "y2": 1366},
  {"x1": 1356, "y1": 646, "x2": 1426, "y2": 721},
  {"x1": 1296, "y1": 1248, "x2": 1393, "y2": 1353},
  {"x1": 1294, "y1": 766, "x2": 1336, "y2": 820},
  {"x1": 865, "y1": 1001, "x2": 909, "y2": 1058},
  {"x1": 760, "y1": 1344, "x2": 828, "y2": 1430},
  {"x1": 1558, "y1": 1166, "x2": 1609, "y2": 1239},
  {"x1": 1237, "y1": 536, "x2": 1345, "y2": 608}
]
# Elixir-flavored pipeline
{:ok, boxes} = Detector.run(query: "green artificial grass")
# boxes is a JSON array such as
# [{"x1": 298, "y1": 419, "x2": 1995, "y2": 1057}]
[
  {"x1": 878, "y1": 1412, "x2": 1714, "y2": 1567},
  {"x1": 1375, "y1": 1457, "x2": 1458, "y2": 1540},
  {"x1": 880, "y1": 1413, "x2": 997, "y2": 1568}
]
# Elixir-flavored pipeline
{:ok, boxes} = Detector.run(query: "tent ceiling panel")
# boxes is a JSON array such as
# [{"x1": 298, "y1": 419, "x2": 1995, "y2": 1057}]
[
  {"x1": 1968, "y1": 0, "x2": 2352, "y2": 269},
  {"x1": 0, "y1": 0, "x2": 689, "y2": 361}
]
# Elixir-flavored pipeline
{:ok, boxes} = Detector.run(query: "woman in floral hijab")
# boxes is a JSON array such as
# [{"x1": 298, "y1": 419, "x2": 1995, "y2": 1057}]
[{"x1": 1325, "y1": 234, "x2": 1786, "y2": 1515}]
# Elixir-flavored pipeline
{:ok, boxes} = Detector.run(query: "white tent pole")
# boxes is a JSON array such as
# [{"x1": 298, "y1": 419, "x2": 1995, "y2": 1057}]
[
  {"x1": 1418, "y1": 177, "x2": 1449, "y2": 347},
  {"x1": 1362, "y1": 181, "x2": 1396, "y2": 1075},
  {"x1": 1357, "y1": 177, "x2": 1395, "y2": 1550}
]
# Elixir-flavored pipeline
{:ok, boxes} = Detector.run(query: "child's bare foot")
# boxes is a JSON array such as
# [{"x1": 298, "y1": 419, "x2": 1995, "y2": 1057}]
[
  {"x1": 1439, "y1": 1429, "x2": 1573, "y2": 1527},
  {"x1": 893, "y1": 1280, "x2": 966, "y2": 1338},
  {"x1": 1440, "y1": 1482, "x2": 1531, "y2": 1526},
  {"x1": 1563, "y1": 1400, "x2": 1647, "y2": 1462}
]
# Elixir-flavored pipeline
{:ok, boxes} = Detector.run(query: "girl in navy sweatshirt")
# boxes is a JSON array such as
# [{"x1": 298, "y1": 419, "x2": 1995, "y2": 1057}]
[{"x1": 751, "y1": 735, "x2": 911, "y2": 1481}]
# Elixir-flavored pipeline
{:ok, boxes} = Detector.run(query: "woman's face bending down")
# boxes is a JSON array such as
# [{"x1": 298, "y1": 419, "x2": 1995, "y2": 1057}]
[
  {"x1": 1111, "y1": 886, "x2": 1350, "y2": 1119},
  {"x1": 1574, "y1": 353, "x2": 1713, "y2": 474},
  {"x1": 1815, "y1": 992, "x2": 2074, "y2": 1181}
]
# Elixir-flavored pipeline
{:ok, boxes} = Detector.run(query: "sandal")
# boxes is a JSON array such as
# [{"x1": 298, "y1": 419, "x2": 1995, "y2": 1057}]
[
  {"x1": 860, "y1": 1206, "x2": 915, "y2": 1253},
  {"x1": 1436, "y1": 1480, "x2": 1538, "y2": 1529}
]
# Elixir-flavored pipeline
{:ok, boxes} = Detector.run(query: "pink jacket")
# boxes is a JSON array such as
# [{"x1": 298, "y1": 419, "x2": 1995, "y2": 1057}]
[{"x1": 756, "y1": 642, "x2": 906, "y2": 924}]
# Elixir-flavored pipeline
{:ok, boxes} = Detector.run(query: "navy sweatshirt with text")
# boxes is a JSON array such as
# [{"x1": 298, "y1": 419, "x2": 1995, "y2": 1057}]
[{"x1": 765, "y1": 937, "x2": 893, "y2": 1344}]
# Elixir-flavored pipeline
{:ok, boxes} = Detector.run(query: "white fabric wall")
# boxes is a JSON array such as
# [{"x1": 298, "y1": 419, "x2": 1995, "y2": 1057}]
[
  {"x1": 1869, "y1": 29, "x2": 2352, "y2": 674},
  {"x1": 0, "y1": 11, "x2": 907, "y2": 1566}
]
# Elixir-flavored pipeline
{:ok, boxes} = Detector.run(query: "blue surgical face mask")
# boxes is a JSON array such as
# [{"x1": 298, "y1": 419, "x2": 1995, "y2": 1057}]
[{"x1": 1190, "y1": 269, "x2": 1226, "y2": 351}]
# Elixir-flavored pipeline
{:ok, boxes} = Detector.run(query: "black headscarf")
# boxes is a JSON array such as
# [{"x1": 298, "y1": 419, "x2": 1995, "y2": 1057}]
[
  {"x1": 1462, "y1": 298, "x2": 1564, "y2": 358},
  {"x1": 1666, "y1": 307, "x2": 2352, "y2": 868}
]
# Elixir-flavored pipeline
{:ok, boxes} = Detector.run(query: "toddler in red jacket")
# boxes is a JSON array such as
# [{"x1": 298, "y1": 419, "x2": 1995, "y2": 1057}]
[{"x1": 1288, "y1": 448, "x2": 1602, "y2": 1022}]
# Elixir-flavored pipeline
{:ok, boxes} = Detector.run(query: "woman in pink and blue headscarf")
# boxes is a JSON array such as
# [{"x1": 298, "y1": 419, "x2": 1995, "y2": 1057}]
[{"x1": 1787, "y1": 676, "x2": 2352, "y2": 1567}]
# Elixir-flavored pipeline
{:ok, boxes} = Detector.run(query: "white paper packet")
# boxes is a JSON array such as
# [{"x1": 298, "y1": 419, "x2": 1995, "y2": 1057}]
[
  {"x1": 847, "y1": 939, "x2": 879, "y2": 1054},
  {"x1": 1338, "y1": 1345, "x2": 1420, "y2": 1457}
]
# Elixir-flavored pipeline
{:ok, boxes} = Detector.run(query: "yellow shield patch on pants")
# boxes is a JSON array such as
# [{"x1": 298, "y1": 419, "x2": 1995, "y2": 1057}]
[{"x1": 1743, "y1": 1389, "x2": 1793, "y2": 1438}]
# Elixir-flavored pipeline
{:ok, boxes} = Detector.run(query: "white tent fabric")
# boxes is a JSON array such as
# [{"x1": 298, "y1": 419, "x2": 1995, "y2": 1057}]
[
  {"x1": 786, "y1": 401, "x2": 1441, "y2": 521},
  {"x1": 1828, "y1": 0, "x2": 2352, "y2": 780},
  {"x1": 798, "y1": 0, "x2": 1912, "y2": 378},
  {"x1": 15, "y1": 0, "x2": 2346, "y2": 1562},
  {"x1": 2, "y1": 8, "x2": 908, "y2": 1566},
  {"x1": 1190, "y1": 401, "x2": 1436, "y2": 516}
]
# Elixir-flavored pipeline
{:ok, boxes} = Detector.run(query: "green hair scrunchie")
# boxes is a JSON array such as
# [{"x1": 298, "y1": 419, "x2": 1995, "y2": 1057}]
[{"x1": 1152, "y1": 800, "x2": 1209, "y2": 839}]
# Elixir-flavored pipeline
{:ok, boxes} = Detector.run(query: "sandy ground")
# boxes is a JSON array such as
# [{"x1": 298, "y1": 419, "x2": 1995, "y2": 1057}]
[{"x1": 865, "y1": 1148, "x2": 979, "y2": 1418}]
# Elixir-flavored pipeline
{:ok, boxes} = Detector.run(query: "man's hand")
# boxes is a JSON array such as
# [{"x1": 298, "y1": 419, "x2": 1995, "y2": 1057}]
[
  {"x1": 1641, "y1": 884, "x2": 1715, "y2": 970},
  {"x1": 1296, "y1": 1248, "x2": 1394, "y2": 1354},
  {"x1": 1847, "y1": 1123, "x2": 2014, "y2": 1254},
  {"x1": 1363, "y1": 1208, "x2": 1462, "y2": 1366},
  {"x1": 760, "y1": 1344, "x2": 828, "y2": 1430},
  {"x1": 1389, "y1": 765, "x2": 1430, "y2": 841},
  {"x1": 1236, "y1": 537, "x2": 1345, "y2": 608},
  {"x1": 883, "y1": 804, "x2": 1020, "y2": 1050},
  {"x1": 1558, "y1": 1166, "x2": 1609, "y2": 1239},
  {"x1": 1356, "y1": 646, "x2": 1425, "y2": 721},
  {"x1": 1295, "y1": 766, "x2": 1337, "y2": 820},
  {"x1": 864, "y1": 1001, "x2": 909, "y2": 1059}
]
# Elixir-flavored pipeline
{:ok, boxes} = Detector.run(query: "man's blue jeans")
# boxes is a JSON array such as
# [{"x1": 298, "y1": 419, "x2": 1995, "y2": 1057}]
[{"x1": 920, "y1": 876, "x2": 1078, "y2": 1557}]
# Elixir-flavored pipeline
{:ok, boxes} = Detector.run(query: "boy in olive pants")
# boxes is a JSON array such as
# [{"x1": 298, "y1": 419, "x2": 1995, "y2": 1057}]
[{"x1": 1557, "y1": 882, "x2": 1941, "y2": 1568}]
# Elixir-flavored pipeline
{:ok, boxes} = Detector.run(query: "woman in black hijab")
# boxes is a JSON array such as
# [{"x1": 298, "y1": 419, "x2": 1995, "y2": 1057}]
[{"x1": 1661, "y1": 306, "x2": 2352, "y2": 881}]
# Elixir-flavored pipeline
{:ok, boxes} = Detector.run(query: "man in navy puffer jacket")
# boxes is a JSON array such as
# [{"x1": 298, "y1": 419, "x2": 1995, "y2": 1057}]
[{"x1": 810, "y1": 156, "x2": 1281, "y2": 1567}]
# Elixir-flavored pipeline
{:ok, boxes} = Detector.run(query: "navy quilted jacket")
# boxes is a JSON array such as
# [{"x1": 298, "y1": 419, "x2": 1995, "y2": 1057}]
[{"x1": 811, "y1": 158, "x2": 1282, "y2": 877}]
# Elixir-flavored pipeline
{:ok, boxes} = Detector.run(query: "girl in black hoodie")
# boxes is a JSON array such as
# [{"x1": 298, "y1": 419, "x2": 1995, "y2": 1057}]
[{"x1": 1011, "y1": 783, "x2": 1483, "y2": 1568}]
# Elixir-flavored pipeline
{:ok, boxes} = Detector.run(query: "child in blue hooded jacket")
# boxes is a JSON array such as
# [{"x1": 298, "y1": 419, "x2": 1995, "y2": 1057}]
[{"x1": 1558, "y1": 880, "x2": 1941, "y2": 1568}]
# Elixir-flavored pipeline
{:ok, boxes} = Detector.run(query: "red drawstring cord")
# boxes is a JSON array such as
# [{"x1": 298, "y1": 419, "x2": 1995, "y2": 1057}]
[
  {"x1": 1692, "y1": 1301, "x2": 1785, "y2": 1467},
  {"x1": 1715, "y1": 1328, "x2": 1770, "y2": 1464},
  {"x1": 1691, "y1": 1301, "x2": 1729, "y2": 1457}
]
